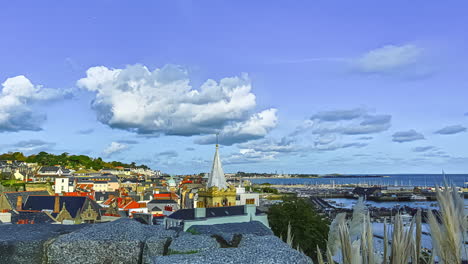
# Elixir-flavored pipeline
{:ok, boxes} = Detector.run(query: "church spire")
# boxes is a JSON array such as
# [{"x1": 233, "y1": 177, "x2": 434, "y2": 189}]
[{"x1": 207, "y1": 134, "x2": 227, "y2": 189}]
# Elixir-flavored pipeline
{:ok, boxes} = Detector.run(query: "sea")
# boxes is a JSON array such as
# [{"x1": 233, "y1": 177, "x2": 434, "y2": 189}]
[{"x1": 248, "y1": 174, "x2": 468, "y2": 187}]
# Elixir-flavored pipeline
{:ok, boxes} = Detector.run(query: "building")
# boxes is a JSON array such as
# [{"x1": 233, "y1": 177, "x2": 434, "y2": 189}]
[
  {"x1": 36, "y1": 166, "x2": 71, "y2": 180},
  {"x1": 147, "y1": 199, "x2": 179, "y2": 216},
  {"x1": 235, "y1": 186, "x2": 260, "y2": 206},
  {"x1": 54, "y1": 177, "x2": 74, "y2": 194},
  {"x1": 0, "y1": 191, "x2": 49, "y2": 211},
  {"x1": 165, "y1": 204, "x2": 269, "y2": 231},
  {"x1": 21, "y1": 195, "x2": 101, "y2": 224},
  {"x1": 197, "y1": 144, "x2": 236, "y2": 207}
]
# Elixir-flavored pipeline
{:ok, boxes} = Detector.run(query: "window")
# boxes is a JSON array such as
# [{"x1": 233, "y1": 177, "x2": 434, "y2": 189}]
[{"x1": 246, "y1": 198, "x2": 255, "y2": 205}]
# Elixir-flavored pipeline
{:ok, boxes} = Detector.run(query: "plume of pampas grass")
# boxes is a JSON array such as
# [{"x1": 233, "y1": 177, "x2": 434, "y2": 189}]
[
  {"x1": 317, "y1": 245, "x2": 326, "y2": 264},
  {"x1": 328, "y1": 213, "x2": 347, "y2": 255},
  {"x1": 349, "y1": 197, "x2": 366, "y2": 240},
  {"x1": 286, "y1": 221, "x2": 294, "y2": 247},
  {"x1": 414, "y1": 210, "x2": 422, "y2": 264},
  {"x1": 427, "y1": 183, "x2": 466, "y2": 263},
  {"x1": 389, "y1": 214, "x2": 415, "y2": 264}
]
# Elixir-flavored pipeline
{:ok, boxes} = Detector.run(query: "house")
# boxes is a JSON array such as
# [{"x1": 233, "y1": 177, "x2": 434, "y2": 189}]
[
  {"x1": 54, "y1": 177, "x2": 74, "y2": 194},
  {"x1": 94, "y1": 191, "x2": 119, "y2": 203},
  {"x1": 165, "y1": 204, "x2": 269, "y2": 231},
  {"x1": 102, "y1": 196, "x2": 148, "y2": 216},
  {"x1": 147, "y1": 199, "x2": 179, "y2": 216},
  {"x1": 22, "y1": 195, "x2": 102, "y2": 223},
  {"x1": 0, "y1": 191, "x2": 50, "y2": 211},
  {"x1": 235, "y1": 186, "x2": 260, "y2": 206},
  {"x1": 36, "y1": 166, "x2": 71, "y2": 180}
]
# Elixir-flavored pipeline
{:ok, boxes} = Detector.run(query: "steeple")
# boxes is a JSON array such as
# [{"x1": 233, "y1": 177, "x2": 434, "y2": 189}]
[{"x1": 207, "y1": 135, "x2": 227, "y2": 189}]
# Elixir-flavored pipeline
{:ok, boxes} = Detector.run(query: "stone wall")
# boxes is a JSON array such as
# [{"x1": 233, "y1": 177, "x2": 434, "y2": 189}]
[{"x1": 0, "y1": 219, "x2": 311, "y2": 264}]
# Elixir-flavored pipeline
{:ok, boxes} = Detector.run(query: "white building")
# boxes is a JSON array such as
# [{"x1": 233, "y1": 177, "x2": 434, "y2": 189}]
[
  {"x1": 235, "y1": 186, "x2": 260, "y2": 206},
  {"x1": 165, "y1": 204, "x2": 269, "y2": 231},
  {"x1": 54, "y1": 177, "x2": 74, "y2": 194}
]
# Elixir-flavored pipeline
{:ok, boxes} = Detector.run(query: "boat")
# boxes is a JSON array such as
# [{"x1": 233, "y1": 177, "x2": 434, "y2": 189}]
[{"x1": 410, "y1": 194, "x2": 427, "y2": 201}]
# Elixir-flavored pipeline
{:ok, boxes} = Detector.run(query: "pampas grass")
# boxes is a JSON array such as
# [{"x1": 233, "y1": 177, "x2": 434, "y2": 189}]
[{"x1": 316, "y1": 182, "x2": 466, "y2": 264}]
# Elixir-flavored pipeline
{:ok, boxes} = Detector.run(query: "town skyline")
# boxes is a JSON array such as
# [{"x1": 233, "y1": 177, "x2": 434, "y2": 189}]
[{"x1": 1, "y1": 1, "x2": 468, "y2": 174}]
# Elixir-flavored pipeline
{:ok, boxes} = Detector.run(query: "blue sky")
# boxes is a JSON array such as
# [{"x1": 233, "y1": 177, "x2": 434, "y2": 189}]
[{"x1": 1, "y1": 1, "x2": 467, "y2": 174}]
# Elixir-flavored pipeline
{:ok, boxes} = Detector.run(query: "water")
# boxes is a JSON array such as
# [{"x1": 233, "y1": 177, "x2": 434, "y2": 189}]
[{"x1": 248, "y1": 174, "x2": 468, "y2": 187}]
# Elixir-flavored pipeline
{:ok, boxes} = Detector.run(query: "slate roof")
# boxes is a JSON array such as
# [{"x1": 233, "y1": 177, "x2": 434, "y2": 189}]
[
  {"x1": 4, "y1": 191, "x2": 50, "y2": 209},
  {"x1": 10, "y1": 211, "x2": 54, "y2": 224},
  {"x1": 168, "y1": 205, "x2": 259, "y2": 220},
  {"x1": 22, "y1": 195, "x2": 100, "y2": 218},
  {"x1": 95, "y1": 191, "x2": 118, "y2": 201},
  {"x1": 39, "y1": 166, "x2": 60, "y2": 173}
]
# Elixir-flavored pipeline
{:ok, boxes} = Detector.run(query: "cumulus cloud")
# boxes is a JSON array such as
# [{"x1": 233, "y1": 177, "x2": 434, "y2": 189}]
[
  {"x1": 196, "y1": 109, "x2": 277, "y2": 145},
  {"x1": 434, "y1": 125, "x2": 467, "y2": 135},
  {"x1": 224, "y1": 148, "x2": 277, "y2": 165},
  {"x1": 0, "y1": 75, "x2": 68, "y2": 132},
  {"x1": 352, "y1": 44, "x2": 432, "y2": 78},
  {"x1": 78, "y1": 64, "x2": 277, "y2": 144},
  {"x1": 11, "y1": 139, "x2": 56, "y2": 153},
  {"x1": 412, "y1": 146, "x2": 436, "y2": 152},
  {"x1": 392, "y1": 129, "x2": 425, "y2": 143},
  {"x1": 103, "y1": 142, "x2": 129, "y2": 157}
]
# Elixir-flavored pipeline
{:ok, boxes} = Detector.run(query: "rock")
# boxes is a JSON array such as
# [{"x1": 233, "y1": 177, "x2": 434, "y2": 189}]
[
  {"x1": 152, "y1": 233, "x2": 312, "y2": 264},
  {"x1": 169, "y1": 232, "x2": 219, "y2": 254},
  {"x1": 47, "y1": 218, "x2": 175, "y2": 264},
  {"x1": 187, "y1": 221, "x2": 273, "y2": 237},
  {"x1": 0, "y1": 224, "x2": 85, "y2": 264}
]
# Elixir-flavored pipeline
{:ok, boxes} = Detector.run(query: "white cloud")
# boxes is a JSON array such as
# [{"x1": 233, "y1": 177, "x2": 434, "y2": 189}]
[
  {"x1": 352, "y1": 44, "x2": 431, "y2": 78},
  {"x1": 103, "y1": 142, "x2": 129, "y2": 156},
  {"x1": 196, "y1": 108, "x2": 278, "y2": 145},
  {"x1": 354, "y1": 44, "x2": 422, "y2": 73},
  {"x1": 0, "y1": 75, "x2": 67, "y2": 132},
  {"x1": 78, "y1": 64, "x2": 277, "y2": 144}
]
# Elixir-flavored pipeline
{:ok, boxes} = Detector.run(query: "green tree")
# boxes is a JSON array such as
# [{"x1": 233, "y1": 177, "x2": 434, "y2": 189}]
[{"x1": 267, "y1": 198, "x2": 329, "y2": 261}]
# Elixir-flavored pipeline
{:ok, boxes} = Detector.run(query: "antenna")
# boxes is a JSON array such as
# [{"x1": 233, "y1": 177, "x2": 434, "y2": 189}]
[{"x1": 216, "y1": 133, "x2": 219, "y2": 147}]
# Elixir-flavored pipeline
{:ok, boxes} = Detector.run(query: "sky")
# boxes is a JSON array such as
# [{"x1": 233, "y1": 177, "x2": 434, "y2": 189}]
[{"x1": 0, "y1": 1, "x2": 467, "y2": 174}]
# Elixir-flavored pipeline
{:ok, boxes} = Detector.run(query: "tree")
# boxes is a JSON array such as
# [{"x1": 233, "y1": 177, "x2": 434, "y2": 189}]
[{"x1": 267, "y1": 198, "x2": 330, "y2": 261}]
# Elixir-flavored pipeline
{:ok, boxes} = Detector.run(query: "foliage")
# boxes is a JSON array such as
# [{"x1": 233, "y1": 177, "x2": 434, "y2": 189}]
[
  {"x1": 0, "y1": 151, "x2": 150, "y2": 170},
  {"x1": 168, "y1": 250, "x2": 199, "y2": 255},
  {"x1": 268, "y1": 198, "x2": 330, "y2": 260}
]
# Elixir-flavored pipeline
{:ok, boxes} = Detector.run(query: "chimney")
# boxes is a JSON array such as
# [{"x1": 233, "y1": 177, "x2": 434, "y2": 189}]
[
  {"x1": 244, "y1": 204, "x2": 256, "y2": 216},
  {"x1": 16, "y1": 196, "x2": 23, "y2": 211},
  {"x1": 194, "y1": 207, "x2": 206, "y2": 219},
  {"x1": 54, "y1": 195, "x2": 60, "y2": 213}
]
